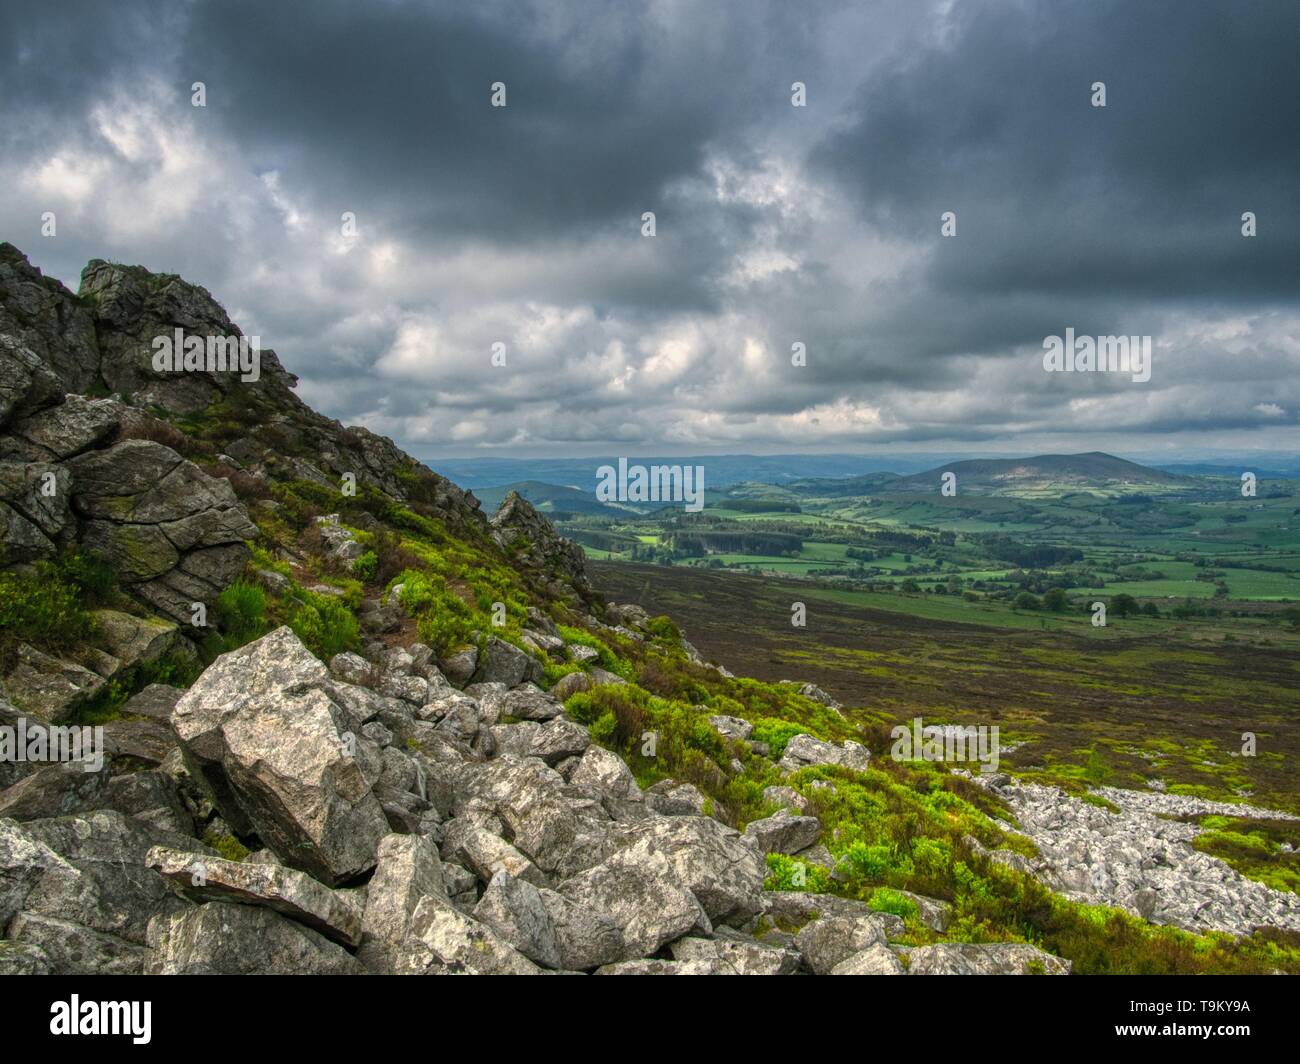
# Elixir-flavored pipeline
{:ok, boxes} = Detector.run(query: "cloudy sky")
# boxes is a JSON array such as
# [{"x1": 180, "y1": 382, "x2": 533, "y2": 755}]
[{"x1": 3, "y1": 0, "x2": 1298, "y2": 462}]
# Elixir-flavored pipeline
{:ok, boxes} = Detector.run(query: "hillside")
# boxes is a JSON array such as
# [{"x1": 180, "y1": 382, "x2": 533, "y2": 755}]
[
  {"x1": 1, "y1": 245, "x2": 1297, "y2": 976},
  {"x1": 886, "y1": 452, "x2": 1190, "y2": 495}
]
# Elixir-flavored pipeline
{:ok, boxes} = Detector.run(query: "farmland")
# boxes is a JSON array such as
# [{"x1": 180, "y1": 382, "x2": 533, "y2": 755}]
[{"x1": 579, "y1": 454, "x2": 1300, "y2": 833}]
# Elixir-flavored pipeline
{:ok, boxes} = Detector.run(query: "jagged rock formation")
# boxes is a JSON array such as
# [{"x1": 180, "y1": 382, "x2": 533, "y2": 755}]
[
  {"x1": 0, "y1": 244, "x2": 596, "y2": 721},
  {"x1": 491, "y1": 489, "x2": 593, "y2": 603},
  {"x1": 0, "y1": 242, "x2": 485, "y2": 540}
]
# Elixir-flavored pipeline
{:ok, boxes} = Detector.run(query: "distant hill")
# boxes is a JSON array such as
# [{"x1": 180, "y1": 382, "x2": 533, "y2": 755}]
[
  {"x1": 885, "y1": 452, "x2": 1191, "y2": 495},
  {"x1": 471, "y1": 480, "x2": 640, "y2": 518},
  {"x1": 781, "y1": 471, "x2": 902, "y2": 498},
  {"x1": 423, "y1": 453, "x2": 948, "y2": 490}
]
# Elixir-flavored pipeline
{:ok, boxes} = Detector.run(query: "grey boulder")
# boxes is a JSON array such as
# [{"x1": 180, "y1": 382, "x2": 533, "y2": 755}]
[{"x1": 170, "y1": 626, "x2": 389, "y2": 885}]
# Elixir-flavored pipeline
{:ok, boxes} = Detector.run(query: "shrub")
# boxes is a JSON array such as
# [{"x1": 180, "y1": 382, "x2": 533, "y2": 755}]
[
  {"x1": 116, "y1": 414, "x2": 210, "y2": 460},
  {"x1": 588, "y1": 711, "x2": 617, "y2": 745},
  {"x1": 840, "y1": 841, "x2": 897, "y2": 880},
  {"x1": 750, "y1": 718, "x2": 806, "y2": 760},
  {"x1": 352, "y1": 550, "x2": 379, "y2": 582},
  {"x1": 209, "y1": 462, "x2": 272, "y2": 501},
  {"x1": 556, "y1": 625, "x2": 629, "y2": 678},
  {"x1": 645, "y1": 615, "x2": 681, "y2": 642},
  {"x1": 372, "y1": 530, "x2": 422, "y2": 587},
  {"x1": 216, "y1": 580, "x2": 268, "y2": 645},
  {"x1": 1111, "y1": 593, "x2": 1140, "y2": 618},
  {"x1": 764, "y1": 853, "x2": 833, "y2": 893},
  {"x1": 59, "y1": 550, "x2": 119, "y2": 605},
  {"x1": 289, "y1": 591, "x2": 360, "y2": 660},
  {"x1": 868, "y1": 887, "x2": 920, "y2": 920},
  {"x1": 0, "y1": 561, "x2": 97, "y2": 664},
  {"x1": 391, "y1": 568, "x2": 476, "y2": 653}
]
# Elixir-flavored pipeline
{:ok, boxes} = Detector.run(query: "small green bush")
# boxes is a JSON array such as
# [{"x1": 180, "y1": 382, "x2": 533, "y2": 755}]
[
  {"x1": 391, "y1": 568, "x2": 476, "y2": 653},
  {"x1": 750, "y1": 718, "x2": 806, "y2": 760},
  {"x1": 289, "y1": 591, "x2": 360, "y2": 660},
  {"x1": 0, "y1": 561, "x2": 97, "y2": 661},
  {"x1": 868, "y1": 886, "x2": 920, "y2": 920},
  {"x1": 216, "y1": 580, "x2": 268, "y2": 644},
  {"x1": 764, "y1": 853, "x2": 833, "y2": 893},
  {"x1": 351, "y1": 550, "x2": 379, "y2": 582},
  {"x1": 645, "y1": 615, "x2": 681, "y2": 642}
]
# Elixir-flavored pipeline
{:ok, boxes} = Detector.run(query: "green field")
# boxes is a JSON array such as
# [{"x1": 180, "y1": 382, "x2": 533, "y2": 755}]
[
  {"x1": 579, "y1": 469, "x2": 1300, "y2": 828},
  {"x1": 561, "y1": 476, "x2": 1300, "y2": 634}
]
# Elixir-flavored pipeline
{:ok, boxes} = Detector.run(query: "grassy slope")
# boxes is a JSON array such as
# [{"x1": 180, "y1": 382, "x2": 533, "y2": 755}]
[
  {"x1": 590, "y1": 559, "x2": 1300, "y2": 971},
  {"x1": 6, "y1": 401, "x2": 1299, "y2": 973}
]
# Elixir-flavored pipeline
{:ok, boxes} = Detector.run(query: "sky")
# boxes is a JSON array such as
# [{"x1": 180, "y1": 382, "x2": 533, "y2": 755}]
[{"x1": 2, "y1": 0, "x2": 1298, "y2": 463}]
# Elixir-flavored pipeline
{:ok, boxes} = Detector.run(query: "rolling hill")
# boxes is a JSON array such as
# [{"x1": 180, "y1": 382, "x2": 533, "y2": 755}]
[{"x1": 882, "y1": 452, "x2": 1192, "y2": 495}]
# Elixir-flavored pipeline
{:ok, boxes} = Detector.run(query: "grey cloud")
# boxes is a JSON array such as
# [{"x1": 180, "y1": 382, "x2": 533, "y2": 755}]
[{"x1": 0, "y1": 0, "x2": 1296, "y2": 457}]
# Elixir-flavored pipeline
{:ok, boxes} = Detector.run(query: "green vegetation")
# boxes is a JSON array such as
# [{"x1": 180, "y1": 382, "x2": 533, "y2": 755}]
[
  {"x1": 202, "y1": 827, "x2": 252, "y2": 862},
  {"x1": 215, "y1": 580, "x2": 268, "y2": 646},
  {"x1": 559, "y1": 471, "x2": 1300, "y2": 645},
  {"x1": 288, "y1": 590, "x2": 361, "y2": 661},
  {"x1": 1191, "y1": 816, "x2": 1300, "y2": 894},
  {"x1": 10, "y1": 396, "x2": 1295, "y2": 976},
  {"x1": 551, "y1": 617, "x2": 1300, "y2": 973},
  {"x1": 0, "y1": 552, "x2": 115, "y2": 667}
]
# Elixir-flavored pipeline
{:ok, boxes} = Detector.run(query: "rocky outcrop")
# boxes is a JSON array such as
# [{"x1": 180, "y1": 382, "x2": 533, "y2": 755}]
[
  {"x1": 69, "y1": 440, "x2": 257, "y2": 624},
  {"x1": 743, "y1": 810, "x2": 822, "y2": 855},
  {"x1": 1, "y1": 810, "x2": 213, "y2": 974},
  {"x1": 0, "y1": 249, "x2": 266, "y2": 643},
  {"x1": 0, "y1": 619, "x2": 1087, "y2": 977},
  {"x1": 777, "y1": 734, "x2": 872, "y2": 774},
  {"x1": 0, "y1": 241, "x2": 493, "y2": 634},
  {"x1": 0, "y1": 244, "x2": 100, "y2": 397},
  {"x1": 2, "y1": 645, "x2": 105, "y2": 723},
  {"x1": 973, "y1": 775, "x2": 1300, "y2": 936},
  {"x1": 490, "y1": 491, "x2": 593, "y2": 603}
]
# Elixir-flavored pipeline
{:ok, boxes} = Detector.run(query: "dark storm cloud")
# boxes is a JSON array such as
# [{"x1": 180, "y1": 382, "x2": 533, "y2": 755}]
[
  {"x1": 814, "y1": 0, "x2": 1300, "y2": 300},
  {"x1": 0, "y1": 0, "x2": 1296, "y2": 456},
  {"x1": 182, "y1": 0, "x2": 795, "y2": 247}
]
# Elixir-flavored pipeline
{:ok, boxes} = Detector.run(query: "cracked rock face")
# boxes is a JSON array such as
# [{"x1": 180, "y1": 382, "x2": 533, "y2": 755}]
[
  {"x1": 146, "y1": 846, "x2": 363, "y2": 947},
  {"x1": 0, "y1": 245, "x2": 100, "y2": 397},
  {"x1": 146, "y1": 901, "x2": 362, "y2": 975},
  {"x1": 66, "y1": 440, "x2": 256, "y2": 617}
]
